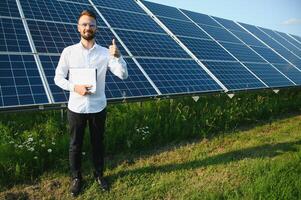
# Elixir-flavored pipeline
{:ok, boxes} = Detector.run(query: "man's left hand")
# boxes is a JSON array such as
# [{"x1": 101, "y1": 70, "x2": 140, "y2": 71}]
[{"x1": 109, "y1": 39, "x2": 120, "y2": 58}]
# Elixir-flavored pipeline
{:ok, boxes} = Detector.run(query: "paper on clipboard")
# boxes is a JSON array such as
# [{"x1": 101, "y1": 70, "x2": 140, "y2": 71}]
[{"x1": 69, "y1": 68, "x2": 97, "y2": 93}]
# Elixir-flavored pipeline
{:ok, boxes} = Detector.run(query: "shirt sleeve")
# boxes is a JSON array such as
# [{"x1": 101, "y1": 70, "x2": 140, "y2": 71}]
[
  {"x1": 108, "y1": 56, "x2": 128, "y2": 80},
  {"x1": 54, "y1": 48, "x2": 75, "y2": 92}
]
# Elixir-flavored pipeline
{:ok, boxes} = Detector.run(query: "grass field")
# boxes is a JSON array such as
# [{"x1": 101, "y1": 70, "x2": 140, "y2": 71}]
[{"x1": 1, "y1": 112, "x2": 300, "y2": 199}]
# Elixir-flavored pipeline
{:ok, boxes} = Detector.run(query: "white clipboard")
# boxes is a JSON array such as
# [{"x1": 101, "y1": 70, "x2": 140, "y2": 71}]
[{"x1": 69, "y1": 68, "x2": 97, "y2": 94}]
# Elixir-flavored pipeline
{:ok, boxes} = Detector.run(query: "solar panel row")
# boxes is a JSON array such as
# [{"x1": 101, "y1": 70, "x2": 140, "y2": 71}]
[{"x1": 0, "y1": 0, "x2": 300, "y2": 111}]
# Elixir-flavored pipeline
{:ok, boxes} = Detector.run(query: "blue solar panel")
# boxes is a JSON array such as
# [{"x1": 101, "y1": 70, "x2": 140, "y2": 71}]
[
  {"x1": 98, "y1": 7, "x2": 165, "y2": 33},
  {"x1": 277, "y1": 31, "x2": 301, "y2": 50},
  {"x1": 212, "y1": 17, "x2": 245, "y2": 32},
  {"x1": 179, "y1": 37, "x2": 236, "y2": 61},
  {"x1": 20, "y1": 0, "x2": 106, "y2": 26},
  {"x1": 142, "y1": 0, "x2": 189, "y2": 21},
  {"x1": 0, "y1": 54, "x2": 49, "y2": 107},
  {"x1": 200, "y1": 24, "x2": 242, "y2": 43},
  {"x1": 27, "y1": 20, "x2": 128, "y2": 55},
  {"x1": 259, "y1": 27, "x2": 301, "y2": 56},
  {"x1": 105, "y1": 58, "x2": 158, "y2": 99},
  {"x1": 272, "y1": 64, "x2": 301, "y2": 85},
  {"x1": 93, "y1": 0, "x2": 145, "y2": 14},
  {"x1": 38, "y1": 55, "x2": 68, "y2": 103},
  {"x1": 220, "y1": 42, "x2": 266, "y2": 63},
  {"x1": 202, "y1": 61, "x2": 266, "y2": 90},
  {"x1": 136, "y1": 58, "x2": 222, "y2": 94},
  {"x1": 239, "y1": 23, "x2": 286, "y2": 50},
  {"x1": 58, "y1": 0, "x2": 90, "y2": 4},
  {"x1": 180, "y1": 9, "x2": 222, "y2": 27},
  {"x1": 242, "y1": 63, "x2": 294, "y2": 88},
  {"x1": 39, "y1": 55, "x2": 158, "y2": 102},
  {"x1": 0, "y1": 0, "x2": 20, "y2": 18},
  {"x1": 290, "y1": 34, "x2": 301, "y2": 43},
  {"x1": 229, "y1": 30, "x2": 265, "y2": 47},
  {"x1": 251, "y1": 46, "x2": 288, "y2": 64},
  {"x1": 158, "y1": 17, "x2": 210, "y2": 39},
  {"x1": 115, "y1": 30, "x2": 190, "y2": 58},
  {"x1": 273, "y1": 48, "x2": 301, "y2": 68},
  {"x1": 0, "y1": 18, "x2": 32, "y2": 53}
]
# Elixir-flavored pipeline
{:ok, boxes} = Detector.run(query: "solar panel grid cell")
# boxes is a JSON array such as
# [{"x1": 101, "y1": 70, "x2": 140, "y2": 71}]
[
  {"x1": 21, "y1": 0, "x2": 106, "y2": 26},
  {"x1": 136, "y1": 58, "x2": 222, "y2": 94},
  {"x1": 93, "y1": 0, "x2": 145, "y2": 14},
  {"x1": 0, "y1": 18, "x2": 32, "y2": 53},
  {"x1": 98, "y1": 7, "x2": 165, "y2": 33},
  {"x1": 0, "y1": 0, "x2": 21, "y2": 18},
  {"x1": 0, "y1": 54, "x2": 48, "y2": 107},
  {"x1": 202, "y1": 61, "x2": 266, "y2": 90},
  {"x1": 242, "y1": 63, "x2": 295, "y2": 87},
  {"x1": 179, "y1": 37, "x2": 236, "y2": 61}
]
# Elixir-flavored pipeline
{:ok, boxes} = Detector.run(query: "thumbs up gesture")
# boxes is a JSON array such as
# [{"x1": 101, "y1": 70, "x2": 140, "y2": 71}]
[{"x1": 109, "y1": 39, "x2": 120, "y2": 58}]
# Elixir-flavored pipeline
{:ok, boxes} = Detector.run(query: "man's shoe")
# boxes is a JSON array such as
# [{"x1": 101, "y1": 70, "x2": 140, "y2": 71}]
[
  {"x1": 70, "y1": 178, "x2": 82, "y2": 197},
  {"x1": 96, "y1": 176, "x2": 109, "y2": 191}
]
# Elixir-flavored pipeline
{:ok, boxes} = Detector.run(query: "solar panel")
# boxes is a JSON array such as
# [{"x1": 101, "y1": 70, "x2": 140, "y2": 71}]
[
  {"x1": 178, "y1": 37, "x2": 236, "y2": 61},
  {"x1": 20, "y1": 0, "x2": 106, "y2": 27},
  {"x1": 219, "y1": 42, "x2": 266, "y2": 63},
  {"x1": 180, "y1": 9, "x2": 222, "y2": 27},
  {"x1": 259, "y1": 27, "x2": 301, "y2": 57},
  {"x1": 38, "y1": 55, "x2": 68, "y2": 103},
  {"x1": 212, "y1": 17, "x2": 245, "y2": 32},
  {"x1": 202, "y1": 61, "x2": 266, "y2": 90},
  {"x1": 98, "y1": 2, "x2": 223, "y2": 95},
  {"x1": 105, "y1": 58, "x2": 158, "y2": 99},
  {"x1": 141, "y1": 0, "x2": 190, "y2": 21},
  {"x1": 136, "y1": 58, "x2": 222, "y2": 94},
  {"x1": 229, "y1": 30, "x2": 266, "y2": 47},
  {"x1": 250, "y1": 46, "x2": 289, "y2": 64},
  {"x1": 0, "y1": 54, "x2": 48, "y2": 107},
  {"x1": 290, "y1": 34, "x2": 301, "y2": 43},
  {"x1": 0, "y1": 0, "x2": 21, "y2": 18},
  {"x1": 199, "y1": 24, "x2": 242, "y2": 43},
  {"x1": 27, "y1": 20, "x2": 128, "y2": 55},
  {"x1": 242, "y1": 63, "x2": 295, "y2": 87},
  {"x1": 98, "y1": 7, "x2": 165, "y2": 33},
  {"x1": 277, "y1": 31, "x2": 301, "y2": 50},
  {"x1": 272, "y1": 64, "x2": 301, "y2": 85},
  {"x1": 1, "y1": 0, "x2": 301, "y2": 111},
  {"x1": 93, "y1": 0, "x2": 145, "y2": 14},
  {"x1": 0, "y1": 18, "x2": 32, "y2": 53},
  {"x1": 115, "y1": 30, "x2": 190, "y2": 58},
  {"x1": 158, "y1": 17, "x2": 210, "y2": 39},
  {"x1": 273, "y1": 48, "x2": 301, "y2": 69},
  {"x1": 239, "y1": 22, "x2": 289, "y2": 51}
]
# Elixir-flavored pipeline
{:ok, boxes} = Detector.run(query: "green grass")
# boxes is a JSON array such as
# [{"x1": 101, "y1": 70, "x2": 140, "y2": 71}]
[{"x1": 1, "y1": 113, "x2": 300, "y2": 200}]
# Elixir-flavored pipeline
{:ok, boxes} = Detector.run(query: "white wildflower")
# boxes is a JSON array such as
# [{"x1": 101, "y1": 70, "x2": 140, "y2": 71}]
[{"x1": 47, "y1": 149, "x2": 52, "y2": 153}]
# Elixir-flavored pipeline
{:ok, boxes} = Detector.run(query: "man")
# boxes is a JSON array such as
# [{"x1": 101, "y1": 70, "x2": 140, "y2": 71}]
[{"x1": 54, "y1": 10, "x2": 128, "y2": 197}]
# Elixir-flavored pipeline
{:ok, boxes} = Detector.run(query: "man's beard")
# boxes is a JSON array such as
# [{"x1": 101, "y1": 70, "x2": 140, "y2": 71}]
[{"x1": 81, "y1": 30, "x2": 95, "y2": 41}]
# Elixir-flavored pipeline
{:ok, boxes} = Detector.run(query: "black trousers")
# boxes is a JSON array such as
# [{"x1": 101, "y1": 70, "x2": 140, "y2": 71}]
[{"x1": 67, "y1": 108, "x2": 107, "y2": 179}]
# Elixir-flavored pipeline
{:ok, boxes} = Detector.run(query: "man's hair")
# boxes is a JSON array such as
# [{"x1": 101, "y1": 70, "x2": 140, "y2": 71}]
[{"x1": 78, "y1": 10, "x2": 97, "y2": 22}]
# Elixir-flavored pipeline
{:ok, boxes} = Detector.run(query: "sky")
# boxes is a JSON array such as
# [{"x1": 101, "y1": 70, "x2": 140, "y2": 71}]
[{"x1": 147, "y1": 0, "x2": 301, "y2": 36}]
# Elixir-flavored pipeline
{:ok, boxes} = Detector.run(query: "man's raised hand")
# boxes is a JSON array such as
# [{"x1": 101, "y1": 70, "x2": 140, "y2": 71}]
[{"x1": 109, "y1": 39, "x2": 120, "y2": 58}]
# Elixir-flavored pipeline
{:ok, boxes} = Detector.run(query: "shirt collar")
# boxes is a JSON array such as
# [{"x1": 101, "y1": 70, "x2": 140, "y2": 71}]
[{"x1": 79, "y1": 41, "x2": 98, "y2": 51}]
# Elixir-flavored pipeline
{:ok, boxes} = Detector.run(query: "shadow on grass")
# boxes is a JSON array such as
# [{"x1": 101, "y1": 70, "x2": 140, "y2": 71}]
[{"x1": 110, "y1": 140, "x2": 301, "y2": 180}]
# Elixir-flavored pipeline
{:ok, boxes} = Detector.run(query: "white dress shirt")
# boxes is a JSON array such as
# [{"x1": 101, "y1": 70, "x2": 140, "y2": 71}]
[{"x1": 54, "y1": 42, "x2": 128, "y2": 113}]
